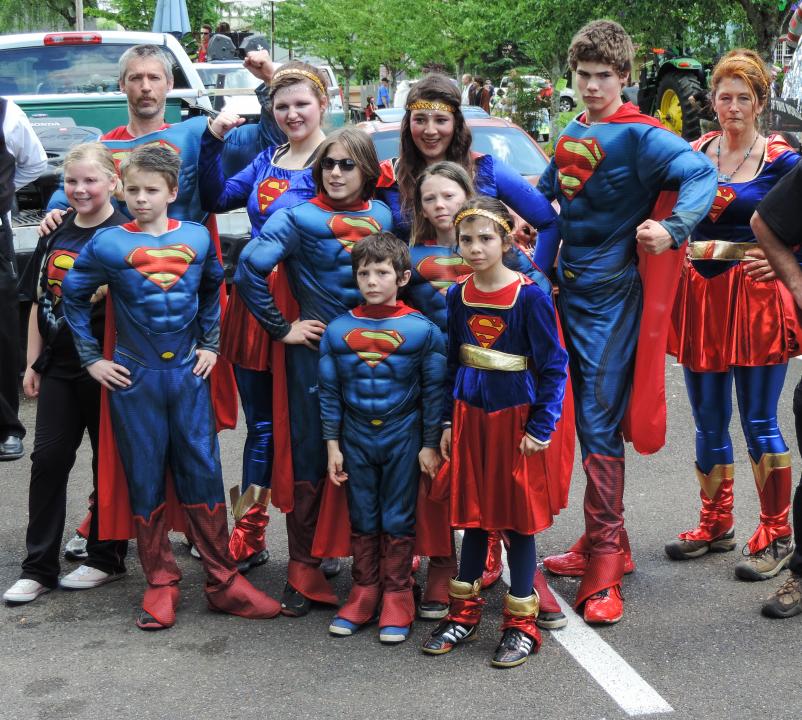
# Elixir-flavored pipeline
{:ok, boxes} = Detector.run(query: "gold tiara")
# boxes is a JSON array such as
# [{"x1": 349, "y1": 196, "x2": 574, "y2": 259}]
[
  {"x1": 405, "y1": 100, "x2": 456, "y2": 113},
  {"x1": 454, "y1": 208, "x2": 512, "y2": 235},
  {"x1": 272, "y1": 68, "x2": 326, "y2": 97}
]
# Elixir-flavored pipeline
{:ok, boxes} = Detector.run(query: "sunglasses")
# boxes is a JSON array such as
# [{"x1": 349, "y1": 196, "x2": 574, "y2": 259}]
[{"x1": 321, "y1": 157, "x2": 357, "y2": 172}]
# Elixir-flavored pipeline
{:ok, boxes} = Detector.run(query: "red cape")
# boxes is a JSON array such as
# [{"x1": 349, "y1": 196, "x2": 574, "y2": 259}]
[
  {"x1": 97, "y1": 216, "x2": 238, "y2": 539},
  {"x1": 596, "y1": 104, "x2": 685, "y2": 454}
]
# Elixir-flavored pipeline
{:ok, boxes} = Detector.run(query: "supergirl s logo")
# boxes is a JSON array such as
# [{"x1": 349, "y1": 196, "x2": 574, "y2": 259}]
[
  {"x1": 707, "y1": 187, "x2": 736, "y2": 223},
  {"x1": 468, "y1": 314, "x2": 506, "y2": 349},
  {"x1": 46, "y1": 250, "x2": 78, "y2": 300},
  {"x1": 258, "y1": 177, "x2": 290, "y2": 213}
]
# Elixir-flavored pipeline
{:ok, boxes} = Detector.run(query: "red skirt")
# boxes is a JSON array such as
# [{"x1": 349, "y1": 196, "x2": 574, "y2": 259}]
[
  {"x1": 668, "y1": 260, "x2": 800, "y2": 372},
  {"x1": 449, "y1": 400, "x2": 556, "y2": 535}
]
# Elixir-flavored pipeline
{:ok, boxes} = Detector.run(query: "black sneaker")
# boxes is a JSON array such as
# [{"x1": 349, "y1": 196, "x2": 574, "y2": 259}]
[
  {"x1": 421, "y1": 620, "x2": 477, "y2": 655},
  {"x1": 320, "y1": 557, "x2": 342, "y2": 578},
  {"x1": 762, "y1": 573, "x2": 802, "y2": 619},
  {"x1": 280, "y1": 583, "x2": 311, "y2": 617},
  {"x1": 237, "y1": 548, "x2": 270, "y2": 574},
  {"x1": 491, "y1": 628, "x2": 536, "y2": 668}
]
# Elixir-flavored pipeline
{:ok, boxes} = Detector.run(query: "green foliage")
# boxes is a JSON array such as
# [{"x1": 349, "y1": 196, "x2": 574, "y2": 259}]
[
  {"x1": 89, "y1": 0, "x2": 219, "y2": 34},
  {"x1": 0, "y1": 0, "x2": 98, "y2": 31}
]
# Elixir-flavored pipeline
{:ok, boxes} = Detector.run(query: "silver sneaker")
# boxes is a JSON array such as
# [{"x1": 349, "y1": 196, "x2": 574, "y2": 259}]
[
  {"x1": 734, "y1": 535, "x2": 794, "y2": 581},
  {"x1": 64, "y1": 533, "x2": 88, "y2": 561}
]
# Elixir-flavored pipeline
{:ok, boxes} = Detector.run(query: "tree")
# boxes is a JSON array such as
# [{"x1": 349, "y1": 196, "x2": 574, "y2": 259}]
[{"x1": 0, "y1": 0, "x2": 99, "y2": 31}]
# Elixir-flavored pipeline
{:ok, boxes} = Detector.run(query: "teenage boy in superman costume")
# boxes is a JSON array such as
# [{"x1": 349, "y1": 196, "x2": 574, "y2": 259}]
[{"x1": 535, "y1": 20, "x2": 717, "y2": 624}]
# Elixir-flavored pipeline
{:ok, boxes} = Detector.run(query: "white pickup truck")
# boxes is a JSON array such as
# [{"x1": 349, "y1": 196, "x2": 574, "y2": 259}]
[{"x1": 0, "y1": 30, "x2": 215, "y2": 274}]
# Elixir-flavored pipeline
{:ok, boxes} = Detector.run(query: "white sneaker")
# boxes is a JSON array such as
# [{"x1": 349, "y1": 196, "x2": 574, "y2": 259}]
[
  {"x1": 60, "y1": 565, "x2": 125, "y2": 590},
  {"x1": 3, "y1": 579, "x2": 51, "y2": 603}
]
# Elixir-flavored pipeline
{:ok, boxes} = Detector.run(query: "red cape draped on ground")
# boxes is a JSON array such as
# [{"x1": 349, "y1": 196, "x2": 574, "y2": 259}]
[{"x1": 97, "y1": 216, "x2": 238, "y2": 539}]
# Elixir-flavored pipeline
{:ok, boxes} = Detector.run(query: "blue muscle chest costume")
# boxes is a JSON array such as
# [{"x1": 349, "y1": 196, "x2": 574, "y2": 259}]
[
  {"x1": 235, "y1": 198, "x2": 393, "y2": 484},
  {"x1": 62, "y1": 221, "x2": 225, "y2": 519},
  {"x1": 536, "y1": 103, "x2": 717, "y2": 607},
  {"x1": 318, "y1": 305, "x2": 446, "y2": 536},
  {"x1": 377, "y1": 153, "x2": 559, "y2": 257}
]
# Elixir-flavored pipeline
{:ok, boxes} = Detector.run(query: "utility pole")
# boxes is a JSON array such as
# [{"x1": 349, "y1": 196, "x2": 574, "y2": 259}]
[{"x1": 75, "y1": 0, "x2": 84, "y2": 30}]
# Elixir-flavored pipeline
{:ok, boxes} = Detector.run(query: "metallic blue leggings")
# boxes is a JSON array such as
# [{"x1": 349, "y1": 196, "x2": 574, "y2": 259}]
[
  {"x1": 458, "y1": 529, "x2": 536, "y2": 598},
  {"x1": 684, "y1": 364, "x2": 788, "y2": 474},
  {"x1": 233, "y1": 366, "x2": 273, "y2": 491}
]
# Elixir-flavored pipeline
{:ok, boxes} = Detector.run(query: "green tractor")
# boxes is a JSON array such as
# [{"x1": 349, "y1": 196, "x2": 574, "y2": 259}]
[{"x1": 637, "y1": 48, "x2": 708, "y2": 141}]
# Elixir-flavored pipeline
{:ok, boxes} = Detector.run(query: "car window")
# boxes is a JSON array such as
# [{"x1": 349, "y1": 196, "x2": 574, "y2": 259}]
[
  {"x1": 196, "y1": 66, "x2": 260, "y2": 90},
  {"x1": 0, "y1": 43, "x2": 188, "y2": 95},
  {"x1": 370, "y1": 126, "x2": 548, "y2": 177}
]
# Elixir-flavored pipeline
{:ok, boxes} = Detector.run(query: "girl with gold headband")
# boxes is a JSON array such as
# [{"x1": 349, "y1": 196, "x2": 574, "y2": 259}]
[
  {"x1": 666, "y1": 50, "x2": 801, "y2": 579},
  {"x1": 197, "y1": 60, "x2": 334, "y2": 581},
  {"x1": 406, "y1": 162, "x2": 572, "y2": 630},
  {"x1": 376, "y1": 72, "x2": 560, "y2": 586},
  {"x1": 421, "y1": 196, "x2": 568, "y2": 668}
]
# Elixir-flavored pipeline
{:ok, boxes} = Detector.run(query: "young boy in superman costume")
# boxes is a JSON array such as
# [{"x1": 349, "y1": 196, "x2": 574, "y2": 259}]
[
  {"x1": 535, "y1": 20, "x2": 718, "y2": 624},
  {"x1": 320, "y1": 233, "x2": 446, "y2": 643},
  {"x1": 62, "y1": 145, "x2": 280, "y2": 630}
]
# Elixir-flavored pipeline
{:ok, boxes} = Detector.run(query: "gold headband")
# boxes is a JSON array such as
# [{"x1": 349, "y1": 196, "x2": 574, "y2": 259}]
[
  {"x1": 454, "y1": 208, "x2": 512, "y2": 235},
  {"x1": 272, "y1": 69, "x2": 327, "y2": 97},
  {"x1": 406, "y1": 100, "x2": 456, "y2": 114}
]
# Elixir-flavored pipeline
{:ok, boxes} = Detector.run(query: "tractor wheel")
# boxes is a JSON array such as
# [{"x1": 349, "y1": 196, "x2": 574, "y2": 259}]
[{"x1": 655, "y1": 72, "x2": 703, "y2": 141}]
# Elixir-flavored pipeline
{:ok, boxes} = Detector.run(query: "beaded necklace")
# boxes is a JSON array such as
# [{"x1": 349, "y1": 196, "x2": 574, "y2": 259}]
[{"x1": 716, "y1": 133, "x2": 759, "y2": 183}]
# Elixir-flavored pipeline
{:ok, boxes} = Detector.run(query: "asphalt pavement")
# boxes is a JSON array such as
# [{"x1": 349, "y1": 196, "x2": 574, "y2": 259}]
[{"x1": 2, "y1": 360, "x2": 802, "y2": 720}]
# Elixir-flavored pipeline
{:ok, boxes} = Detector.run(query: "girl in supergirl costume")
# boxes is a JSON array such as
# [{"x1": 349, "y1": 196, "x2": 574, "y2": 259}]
[
  {"x1": 422, "y1": 197, "x2": 568, "y2": 668},
  {"x1": 4, "y1": 143, "x2": 129, "y2": 604},
  {"x1": 377, "y1": 73, "x2": 561, "y2": 589},
  {"x1": 666, "y1": 51, "x2": 801, "y2": 577},
  {"x1": 198, "y1": 62, "x2": 328, "y2": 572},
  {"x1": 407, "y1": 162, "x2": 570, "y2": 629}
]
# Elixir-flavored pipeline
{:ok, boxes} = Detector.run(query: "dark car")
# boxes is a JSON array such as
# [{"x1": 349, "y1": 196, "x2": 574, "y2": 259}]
[{"x1": 359, "y1": 116, "x2": 549, "y2": 183}]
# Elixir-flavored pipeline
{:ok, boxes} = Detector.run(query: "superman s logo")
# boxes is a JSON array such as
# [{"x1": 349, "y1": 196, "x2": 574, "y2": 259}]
[
  {"x1": 707, "y1": 187, "x2": 736, "y2": 223},
  {"x1": 468, "y1": 314, "x2": 506, "y2": 349},
  {"x1": 554, "y1": 136, "x2": 606, "y2": 200},
  {"x1": 125, "y1": 244, "x2": 197, "y2": 291},
  {"x1": 416, "y1": 255, "x2": 472, "y2": 295},
  {"x1": 46, "y1": 250, "x2": 78, "y2": 300},
  {"x1": 328, "y1": 215, "x2": 382, "y2": 252},
  {"x1": 258, "y1": 177, "x2": 290, "y2": 213},
  {"x1": 344, "y1": 328, "x2": 405, "y2": 367},
  {"x1": 110, "y1": 139, "x2": 181, "y2": 173}
]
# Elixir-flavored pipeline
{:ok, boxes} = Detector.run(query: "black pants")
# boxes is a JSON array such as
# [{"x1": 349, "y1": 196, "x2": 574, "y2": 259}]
[
  {"x1": 20, "y1": 373, "x2": 127, "y2": 587},
  {"x1": 789, "y1": 379, "x2": 802, "y2": 575},
  {"x1": 0, "y1": 227, "x2": 24, "y2": 440}
]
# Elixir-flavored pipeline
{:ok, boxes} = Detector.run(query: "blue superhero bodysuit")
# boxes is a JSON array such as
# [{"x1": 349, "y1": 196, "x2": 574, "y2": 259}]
[
  {"x1": 62, "y1": 220, "x2": 225, "y2": 518},
  {"x1": 376, "y1": 153, "x2": 559, "y2": 256},
  {"x1": 536, "y1": 103, "x2": 717, "y2": 609},
  {"x1": 198, "y1": 128, "x2": 317, "y2": 564},
  {"x1": 318, "y1": 303, "x2": 446, "y2": 631},
  {"x1": 234, "y1": 195, "x2": 393, "y2": 604},
  {"x1": 668, "y1": 132, "x2": 800, "y2": 556},
  {"x1": 61, "y1": 219, "x2": 280, "y2": 627}
]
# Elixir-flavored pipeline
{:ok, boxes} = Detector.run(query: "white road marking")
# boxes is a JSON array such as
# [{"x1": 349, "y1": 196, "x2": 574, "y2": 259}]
[{"x1": 497, "y1": 540, "x2": 673, "y2": 716}]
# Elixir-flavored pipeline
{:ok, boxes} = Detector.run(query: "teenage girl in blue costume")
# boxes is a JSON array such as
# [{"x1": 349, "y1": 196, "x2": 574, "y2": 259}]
[
  {"x1": 198, "y1": 61, "x2": 329, "y2": 572},
  {"x1": 377, "y1": 73, "x2": 560, "y2": 585}
]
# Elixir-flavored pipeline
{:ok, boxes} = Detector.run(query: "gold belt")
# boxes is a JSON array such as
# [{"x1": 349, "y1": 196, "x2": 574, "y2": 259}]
[
  {"x1": 688, "y1": 240, "x2": 754, "y2": 261},
  {"x1": 459, "y1": 344, "x2": 530, "y2": 372}
]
